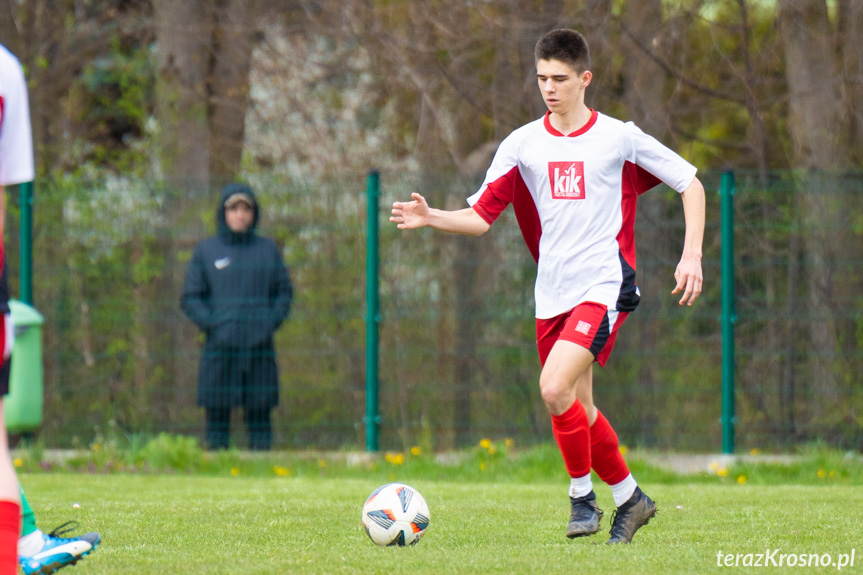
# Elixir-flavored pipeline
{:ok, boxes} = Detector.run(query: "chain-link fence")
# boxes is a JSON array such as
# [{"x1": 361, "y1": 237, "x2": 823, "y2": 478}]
[{"x1": 3, "y1": 170, "x2": 861, "y2": 452}]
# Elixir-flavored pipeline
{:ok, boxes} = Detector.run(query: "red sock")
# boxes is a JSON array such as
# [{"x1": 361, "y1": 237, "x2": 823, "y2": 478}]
[
  {"x1": 0, "y1": 501, "x2": 20, "y2": 573},
  {"x1": 550, "y1": 400, "x2": 591, "y2": 478},
  {"x1": 590, "y1": 410, "x2": 630, "y2": 485}
]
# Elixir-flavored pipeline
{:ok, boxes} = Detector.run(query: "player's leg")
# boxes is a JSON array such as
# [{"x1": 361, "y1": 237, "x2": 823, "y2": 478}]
[
  {"x1": 18, "y1": 484, "x2": 36, "y2": 539},
  {"x1": 17, "y1": 484, "x2": 101, "y2": 575},
  {"x1": 540, "y1": 340, "x2": 595, "y2": 480},
  {"x1": 540, "y1": 340, "x2": 602, "y2": 538},
  {"x1": 572, "y1": 309, "x2": 656, "y2": 544},
  {"x1": 583, "y1": 403, "x2": 655, "y2": 544},
  {"x1": 0, "y1": 303, "x2": 21, "y2": 572},
  {"x1": 587, "y1": 408, "x2": 633, "y2": 500},
  {"x1": 537, "y1": 306, "x2": 605, "y2": 539},
  {"x1": 0, "y1": 400, "x2": 21, "y2": 573}
]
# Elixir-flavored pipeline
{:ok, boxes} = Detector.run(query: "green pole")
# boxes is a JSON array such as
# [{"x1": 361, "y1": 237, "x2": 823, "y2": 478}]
[
  {"x1": 720, "y1": 171, "x2": 736, "y2": 454},
  {"x1": 365, "y1": 170, "x2": 380, "y2": 452},
  {"x1": 19, "y1": 181, "x2": 34, "y2": 305}
]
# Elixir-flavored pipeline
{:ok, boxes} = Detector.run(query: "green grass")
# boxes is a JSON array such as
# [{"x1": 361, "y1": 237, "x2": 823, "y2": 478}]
[{"x1": 19, "y1": 474, "x2": 862, "y2": 574}]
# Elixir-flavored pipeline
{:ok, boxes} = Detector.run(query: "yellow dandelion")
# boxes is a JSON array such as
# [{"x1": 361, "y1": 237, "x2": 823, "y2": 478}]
[
  {"x1": 273, "y1": 466, "x2": 290, "y2": 477},
  {"x1": 749, "y1": 448, "x2": 760, "y2": 456},
  {"x1": 717, "y1": 468, "x2": 728, "y2": 477},
  {"x1": 230, "y1": 467, "x2": 240, "y2": 476},
  {"x1": 504, "y1": 438, "x2": 514, "y2": 447},
  {"x1": 91, "y1": 443, "x2": 101, "y2": 452},
  {"x1": 619, "y1": 445, "x2": 629, "y2": 456},
  {"x1": 385, "y1": 453, "x2": 394, "y2": 463},
  {"x1": 317, "y1": 459, "x2": 327, "y2": 468},
  {"x1": 829, "y1": 470, "x2": 836, "y2": 478},
  {"x1": 392, "y1": 454, "x2": 405, "y2": 465},
  {"x1": 736, "y1": 475, "x2": 747, "y2": 484},
  {"x1": 12, "y1": 458, "x2": 22, "y2": 468},
  {"x1": 410, "y1": 446, "x2": 422, "y2": 456},
  {"x1": 709, "y1": 462, "x2": 719, "y2": 471},
  {"x1": 479, "y1": 462, "x2": 487, "y2": 472},
  {"x1": 817, "y1": 469, "x2": 826, "y2": 478},
  {"x1": 479, "y1": 438, "x2": 491, "y2": 449},
  {"x1": 488, "y1": 445, "x2": 498, "y2": 455}
]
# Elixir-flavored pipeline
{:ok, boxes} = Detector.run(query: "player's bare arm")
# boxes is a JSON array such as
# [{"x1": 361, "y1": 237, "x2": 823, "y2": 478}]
[
  {"x1": 672, "y1": 176, "x2": 706, "y2": 306},
  {"x1": 391, "y1": 192, "x2": 490, "y2": 236}
]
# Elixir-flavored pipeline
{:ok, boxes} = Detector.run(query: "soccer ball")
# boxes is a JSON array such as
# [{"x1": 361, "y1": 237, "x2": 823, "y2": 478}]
[{"x1": 361, "y1": 483, "x2": 430, "y2": 546}]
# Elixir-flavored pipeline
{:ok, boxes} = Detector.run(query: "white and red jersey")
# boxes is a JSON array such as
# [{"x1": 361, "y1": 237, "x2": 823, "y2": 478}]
[
  {"x1": 0, "y1": 43, "x2": 34, "y2": 278},
  {"x1": 468, "y1": 110, "x2": 696, "y2": 319},
  {"x1": 0, "y1": 44, "x2": 35, "y2": 189}
]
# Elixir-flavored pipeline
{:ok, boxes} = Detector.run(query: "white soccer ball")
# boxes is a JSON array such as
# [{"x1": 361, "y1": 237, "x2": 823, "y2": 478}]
[{"x1": 361, "y1": 483, "x2": 430, "y2": 546}]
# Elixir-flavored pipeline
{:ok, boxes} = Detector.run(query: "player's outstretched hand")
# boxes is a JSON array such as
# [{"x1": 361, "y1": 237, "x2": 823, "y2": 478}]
[
  {"x1": 671, "y1": 254, "x2": 703, "y2": 306},
  {"x1": 391, "y1": 192, "x2": 430, "y2": 230}
]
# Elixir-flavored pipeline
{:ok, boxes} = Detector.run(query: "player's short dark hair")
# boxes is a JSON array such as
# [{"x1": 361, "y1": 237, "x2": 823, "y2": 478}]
[{"x1": 535, "y1": 29, "x2": 591, "y2": 73}]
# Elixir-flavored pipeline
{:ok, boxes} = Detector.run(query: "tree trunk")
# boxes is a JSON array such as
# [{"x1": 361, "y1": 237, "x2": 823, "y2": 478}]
[
  {"x1": 154, "y1": 0, "x2": 212, "y2": 186},
  {"x1": 777, "y1": 0, "x2": 843, "y2": 169},
  {"x1": 838, "y1": 0, "x2": 863, "y2": 164},
  {"x1": 777, "y1": 0, "x2": 845, "y2": 424},
  {"x1": 208, "y1": 0, "x2": 260, "y2": 181}
]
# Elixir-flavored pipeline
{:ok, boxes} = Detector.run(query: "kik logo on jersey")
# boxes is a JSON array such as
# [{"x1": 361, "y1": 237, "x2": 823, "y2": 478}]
[{"x1": 548, "y1": 161, "x2": 586, "y2": 200}]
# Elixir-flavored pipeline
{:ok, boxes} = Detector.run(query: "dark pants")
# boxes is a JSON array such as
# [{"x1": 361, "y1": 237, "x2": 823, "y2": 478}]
[{"x1": 206, "y1": 406, "x2": 272, "y2": 451}]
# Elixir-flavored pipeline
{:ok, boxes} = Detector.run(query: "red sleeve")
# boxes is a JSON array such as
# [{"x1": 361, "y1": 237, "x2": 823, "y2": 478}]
[
  {"x1": 624, "y1": 161, "x2": 662, "y2": 196},
  {"x1": 472, "y1": 166, "x2": 520, "y2": 224}
]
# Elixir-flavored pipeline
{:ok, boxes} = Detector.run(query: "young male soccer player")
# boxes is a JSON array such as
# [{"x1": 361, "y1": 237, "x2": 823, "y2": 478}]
[
  {"x1": 1, "y1": 43, "x2": 101, "y2": 573},
  {"x1": 390, "y1": 29, "x2": 705, "y2": 544}
]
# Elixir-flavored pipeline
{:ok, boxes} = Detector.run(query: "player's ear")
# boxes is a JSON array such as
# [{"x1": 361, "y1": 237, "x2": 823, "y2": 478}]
[{"x1": 581, "y1": 70, "x2": 592, "y2": 88}]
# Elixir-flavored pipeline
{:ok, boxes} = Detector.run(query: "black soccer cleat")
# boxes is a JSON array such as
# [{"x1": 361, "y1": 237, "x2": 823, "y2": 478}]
[
  {"x1": 566, "y1": 490, "x2": 603, "y2": 538},
  {"x1": 607, "y1": 486, "x2": 656, "y2": 544}
]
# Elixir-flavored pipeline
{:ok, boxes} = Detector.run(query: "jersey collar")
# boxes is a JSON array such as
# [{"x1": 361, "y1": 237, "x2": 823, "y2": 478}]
[{"x1": 543, "y1": 109, "x2": 598, "y2": 137}]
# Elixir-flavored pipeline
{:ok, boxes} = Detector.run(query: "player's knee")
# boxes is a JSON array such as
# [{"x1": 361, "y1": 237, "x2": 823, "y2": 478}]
[{"x1": 539, "y1": 376, "x2": 570, "y2": 414}]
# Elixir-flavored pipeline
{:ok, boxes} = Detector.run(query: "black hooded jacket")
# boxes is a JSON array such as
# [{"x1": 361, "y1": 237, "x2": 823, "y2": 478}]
[{"x1": 181, "y1": 185, "x2": 292, "y2": 350}]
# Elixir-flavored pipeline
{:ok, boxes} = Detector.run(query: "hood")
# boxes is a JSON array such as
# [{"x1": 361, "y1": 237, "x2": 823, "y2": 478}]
[{"x1": 217, "y1": 183, "x2": 260, "y2": 243}]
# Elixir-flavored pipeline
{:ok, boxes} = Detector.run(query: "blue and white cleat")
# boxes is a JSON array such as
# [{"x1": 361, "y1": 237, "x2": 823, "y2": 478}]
[{"x1": 19, "y1": 522, "x2": 101, "y2": 574}]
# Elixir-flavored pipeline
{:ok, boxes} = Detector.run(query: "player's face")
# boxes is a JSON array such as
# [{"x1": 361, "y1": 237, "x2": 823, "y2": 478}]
[
  {"x1": 536, "y1": 59, "x2": 591, "y2": 115},
  {"x1": 225, "y1": 202, "x2": 254, "y2": 233}
]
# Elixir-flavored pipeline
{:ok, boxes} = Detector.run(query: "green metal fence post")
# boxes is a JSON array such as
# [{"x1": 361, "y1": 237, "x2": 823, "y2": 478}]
[
  {"x1": 19, "y1": 181, "x2": 34, "y2": 305},
  {"x1": 365, "y1": 170, "x2": 381, "y2": 452},
  {"x1": 720, "y1": 171, "x2": 737, "y2": 454}
]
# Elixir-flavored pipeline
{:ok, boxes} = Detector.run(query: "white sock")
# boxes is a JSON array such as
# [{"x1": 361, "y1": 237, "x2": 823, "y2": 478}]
[
  {"x1": 610, "y1": 473, "x2": 638, "y2": 507},
  {"x1": 18, "y1": 529, "x2": 45, "y2": 556},
  {"x1": 569, "y1": 474, "x2": 593, "y2": 499}
]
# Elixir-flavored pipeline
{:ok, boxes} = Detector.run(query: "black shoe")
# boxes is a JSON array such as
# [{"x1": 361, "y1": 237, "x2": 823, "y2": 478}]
[
  {"x1": 607, "y1": 487, "x2": 656, "y2": 544},
  {"x1": 566, "y1": 490, "x2": 603, "y2": 538}
]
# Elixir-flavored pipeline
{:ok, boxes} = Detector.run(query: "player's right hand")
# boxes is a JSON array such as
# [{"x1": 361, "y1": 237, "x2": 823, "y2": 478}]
[{"x1": 390, "y1": 192, "x2": 429, "y2": 229}]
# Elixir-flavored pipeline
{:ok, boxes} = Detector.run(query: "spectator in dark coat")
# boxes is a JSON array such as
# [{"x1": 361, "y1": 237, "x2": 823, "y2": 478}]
[{"x1": 181, "y1": 183, "x2": 292, "y2": 450}]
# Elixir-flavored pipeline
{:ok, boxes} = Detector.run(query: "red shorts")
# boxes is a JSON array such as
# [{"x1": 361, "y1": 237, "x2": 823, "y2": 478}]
[{"x1": 536, "y1": 302, "x2": 628, "y2": 368}]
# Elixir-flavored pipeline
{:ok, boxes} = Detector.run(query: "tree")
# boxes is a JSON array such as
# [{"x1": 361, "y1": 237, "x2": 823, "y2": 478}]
[
  {"x1": 777, "y1": 0, "x2": 851, "y2": 428},
  {"x1": 153, "y1": 0, "x2": 266, "y2": 186}
]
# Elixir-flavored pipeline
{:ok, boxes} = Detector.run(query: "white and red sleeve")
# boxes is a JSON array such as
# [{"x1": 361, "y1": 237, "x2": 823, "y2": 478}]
[
  {"x1": 467, "y1": 135, "x2": 522, "y2": 225},
  {"x1": 0, "y1": 45, "x2": 35, "y2": 187},
  {"x1": 466, "y1": 132, "x2": 543, "y2": 262},
  {"x1": 620, "y1": 122, "x2": 696, "y2": 194}
]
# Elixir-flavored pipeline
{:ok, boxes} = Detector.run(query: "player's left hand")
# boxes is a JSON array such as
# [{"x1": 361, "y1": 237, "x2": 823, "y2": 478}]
[{"x1": 671, "y1": 254, "x2": 702, "y2": 306}]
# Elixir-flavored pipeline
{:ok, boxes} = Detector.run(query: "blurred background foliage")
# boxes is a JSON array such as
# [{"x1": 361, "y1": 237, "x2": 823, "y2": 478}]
[{"x1": 0, "y1": 0, "x2": 861, "y2": 451}]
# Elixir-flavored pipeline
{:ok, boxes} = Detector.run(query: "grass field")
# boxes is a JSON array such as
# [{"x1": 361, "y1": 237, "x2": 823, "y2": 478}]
[{"x1": 18, "y1": 470, "x2": 862, "y2": 574}]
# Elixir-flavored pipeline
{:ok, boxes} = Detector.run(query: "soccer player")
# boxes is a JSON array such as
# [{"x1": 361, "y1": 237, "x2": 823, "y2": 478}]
[
  {"x1": 1, "y1": 43, "x2": 101, "y2": 573},
  {"x1": 390, "y1": 29, "x2": 704, "y2": 544}
]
